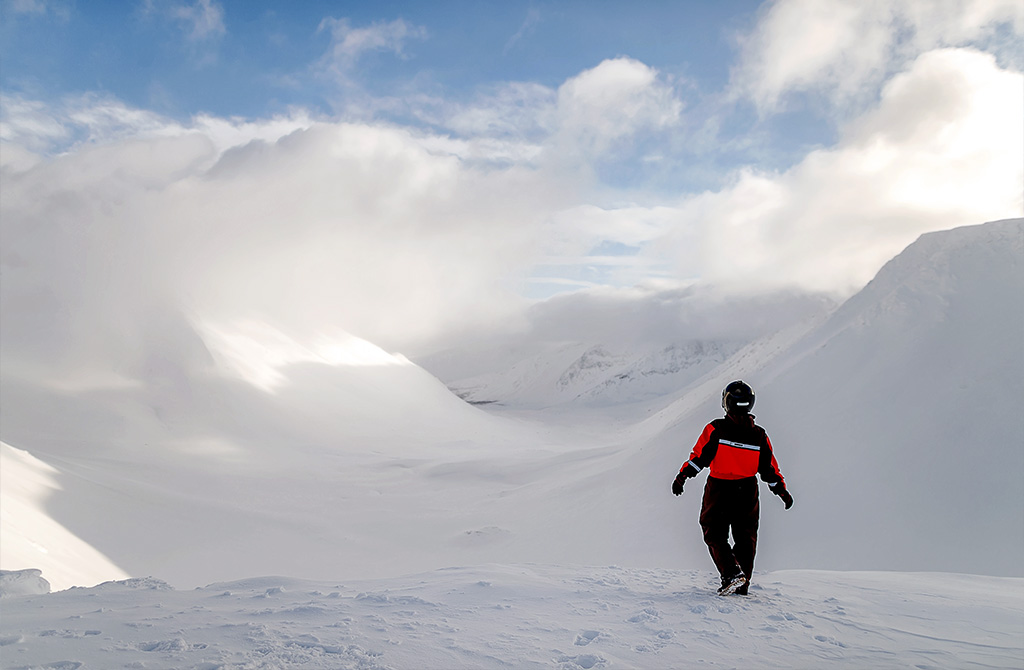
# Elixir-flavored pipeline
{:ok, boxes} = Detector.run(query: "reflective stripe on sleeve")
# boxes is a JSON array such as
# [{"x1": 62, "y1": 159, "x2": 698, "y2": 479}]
[{"x1": 687, "y1": 460, "x2": 702, "y2": 472}]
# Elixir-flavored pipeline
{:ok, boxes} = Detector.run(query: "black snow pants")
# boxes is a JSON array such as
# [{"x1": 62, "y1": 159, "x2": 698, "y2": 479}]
[{"x1": 699, "y1": 476, "x2": 759, "y2": 581}]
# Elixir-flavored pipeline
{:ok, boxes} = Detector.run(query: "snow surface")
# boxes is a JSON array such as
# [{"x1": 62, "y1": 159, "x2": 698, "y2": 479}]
[
  {"x1": 2, "y1": 219, "x2": 1023, "y2": 668},
  {"x1": 0, "y1": 443, "x2": 130, "y2": 590},
  {"x1": 0, "y1": 569, "x2": 50, "y2": 599},
  {"x1": 2, "y1": 565, "x2": 1022, "y2": 669}
]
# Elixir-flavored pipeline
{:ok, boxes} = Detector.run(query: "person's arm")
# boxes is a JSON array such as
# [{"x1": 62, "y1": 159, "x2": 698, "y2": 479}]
[
  {"x1": 673, "y1": 423, "x2": 718, "y2": 495},
  {"x1": 759, "y1": 433, "x2": 793, "y2": 509},
  {"x1": 758, "y1": 433, "x2": 785, "y2": 487},
  {"x1": 682, "y1": 423, "x2": 719, "y2": 477}
]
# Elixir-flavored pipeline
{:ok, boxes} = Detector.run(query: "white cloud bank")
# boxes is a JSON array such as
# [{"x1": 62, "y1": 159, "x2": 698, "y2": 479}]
[
  {"x1": 732, "y1": 0, "x2": 1023, "y2": 111},
  {"x1": 655, "y1": 47, "x2": 1023, "y2": 293},
  {"x1": 1, "y1": 10, "x2": 1021, "y2": 382}
]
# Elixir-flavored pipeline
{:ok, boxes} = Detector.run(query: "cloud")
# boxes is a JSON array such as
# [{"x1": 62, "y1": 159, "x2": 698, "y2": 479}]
[
  {"x1": 553, "y1": 57, "x2": 683, "y2": 157},
  {"x1": 446, "y1": 82, "x2": 554, "y2": 137},
  {"x1": 0, "y1": 96, "x2": 70, "y2": 151},
  {"x1": 732, "y1": 0, "x2": 1024, "y2": 112},
  {"x1": 428, "y1": 57, "x2": 684, "y2": 172},
  {"x1": 169, "y1": 0, "x2": 226, "y2": 42},
  {"x1": 1, "y1": 46, "x2": 1019, "y2": 390},
  {"x1": 656, "y1": 47, "x2": 1023, "y2": 293},
  {"x1": 1, "y1": 0, "x2": 70, "y2": 23},
  {"x1": 0, "y1": 106, "x2": 578, "y2": 388},
  {"x1": 317, "y1": 16, "x2": 427, "y2": 80},
  {"x1": 5, "y1": 0, "x2": 46, "y2": 14},
  {"x1": 522, "y1": 284, "x2": 834, "y2": 347},
  {"x1": 0, "y1": 93, "x2": 315, "y2": 160},
  {"x1": 504, "y1": 7, "x2": 541, "y2": 54}
]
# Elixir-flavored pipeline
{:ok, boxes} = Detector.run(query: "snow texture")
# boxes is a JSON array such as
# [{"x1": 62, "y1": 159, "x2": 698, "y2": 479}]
[
  {"x1": 0, "y1": 569, "x2": 50, "y2": 599},
  {"x1": 2, "y1": 565, "x2": 1021, "y2": 669}
]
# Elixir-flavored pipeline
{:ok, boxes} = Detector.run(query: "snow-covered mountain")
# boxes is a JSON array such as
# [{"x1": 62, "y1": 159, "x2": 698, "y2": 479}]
[
  {"x1": 636, "y1": 217, "x2": 1024, "y2": 576},
  {"x1": 420, "y1": 289, "x2": 833, "y2": 410},
  {"x1": 4, "y1": 218, "x2": 1022, "y2": 585},
  {"x1": 443, "y1": 339, "x2": 744, "y2": 408},
  {"x1": 0, "y1": 327, "x2": 559, "y2": 589},
  {"x1": 415, "y1": 218, "x2": 1024, "y2": 584},
  {"x1": 3, "y1": 219, "x2": 1021, "y2": 591},
  {"x1": 757, "y1": 217, "x2": 1024, "y2": 576},
  {"x1": 2, "y1": 218, "x2": 1022, "y2": 669}
]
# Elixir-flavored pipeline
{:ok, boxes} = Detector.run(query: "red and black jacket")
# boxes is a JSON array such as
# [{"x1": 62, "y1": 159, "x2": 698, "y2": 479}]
[{"x1": 679, "y1": 415, "x2": 786, "y2": 488}]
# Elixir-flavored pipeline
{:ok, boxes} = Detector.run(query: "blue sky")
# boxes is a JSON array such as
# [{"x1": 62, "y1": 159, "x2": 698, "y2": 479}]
[
  {"x1": 1, "y1": 0, "x2": 818, "y2": 192},
  {"x1": 1, "y1": 0, "x2": 1022, "y2": 357},
  {"x1": 2, "y1": 2, "x2": 755, "y2": 117}
]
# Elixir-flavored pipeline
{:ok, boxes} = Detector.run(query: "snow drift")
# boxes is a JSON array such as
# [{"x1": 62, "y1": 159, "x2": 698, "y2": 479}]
[{"x1": 2, "y1": 565, "x2": 1022, "y2": 669}]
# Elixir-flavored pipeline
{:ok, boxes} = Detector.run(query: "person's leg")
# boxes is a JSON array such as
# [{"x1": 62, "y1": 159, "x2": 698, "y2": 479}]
[
  {"x1": 700, "y1": 478, "x2": 742, "y2": 581},
  {"x1": 730, "y1": 478, "x2": 760, "y2": 594}
]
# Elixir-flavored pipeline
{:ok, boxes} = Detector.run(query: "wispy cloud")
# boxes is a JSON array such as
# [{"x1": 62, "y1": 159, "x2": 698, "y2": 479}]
[
  {"x1": 316, "y1": 16, "x2": 427, "y2": 80},
  {"x1": 2, "y1": 0, "x2": 71, "y2": 21},
  {"x1": 169, "y1": 0, "x2": 226, "y2": 42},
  {"x1": 6, "y1": 0, "x2": 47, "y2": 15},
  {"x1": 430, "y1": 57, "x2": 684, "y2": 169},
  {"x1": 504, "y1": 7, "x2": 541, "y2": 54}
]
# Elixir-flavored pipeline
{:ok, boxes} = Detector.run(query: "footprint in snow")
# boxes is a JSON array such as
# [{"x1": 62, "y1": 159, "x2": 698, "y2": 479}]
[
  {"x1": 558, "y1": 653, "x2": 606, "y2": 669},
  {"x1": 627, "y1": 607, "x2": 660, "y2": 623}
]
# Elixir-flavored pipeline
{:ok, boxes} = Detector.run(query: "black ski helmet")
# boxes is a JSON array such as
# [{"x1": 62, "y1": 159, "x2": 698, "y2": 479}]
[{"x1": 722, "y1": 380, "x2": 755, "y2": 415}]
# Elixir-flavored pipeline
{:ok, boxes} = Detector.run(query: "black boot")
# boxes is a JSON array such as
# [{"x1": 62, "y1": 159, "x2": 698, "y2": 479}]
[{"x1": 717, "y1": 571, "x2": 747, "y2": 596}]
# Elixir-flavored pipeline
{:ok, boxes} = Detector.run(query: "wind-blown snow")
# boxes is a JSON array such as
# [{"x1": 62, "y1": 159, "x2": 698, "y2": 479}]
[{"x1": 2, "y1": 565, "x2": 1021, "y2": 669}]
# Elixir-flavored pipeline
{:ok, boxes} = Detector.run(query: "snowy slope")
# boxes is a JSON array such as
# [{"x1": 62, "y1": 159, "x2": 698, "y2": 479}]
[
  {"x1": 2, "y1": 565, "x2": 1021, "y2": 670},
  {"x1": 489, "y1": 218, "x2": 1024, "y2": 584},
  {"x1": 757, "y1": 218, "x2": 1024, "y2": 576},
  {"x1": 0, "y1": 329, "x2": 580, "y2": 587},
  {"x1": 0, "y1": 443, "x2": 129, "y2": 591},
  {"x1": 640, "y1": 218, "x2": 1024, "y2": 576},
  {"x1": 1, "y1": 214, "x2": 1021, "y2": 668}
]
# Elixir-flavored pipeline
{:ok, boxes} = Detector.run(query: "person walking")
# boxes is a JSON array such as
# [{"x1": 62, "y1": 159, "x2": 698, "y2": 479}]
[{"x1": 672, "y1": 380, "x2": 793, "y2": 595}]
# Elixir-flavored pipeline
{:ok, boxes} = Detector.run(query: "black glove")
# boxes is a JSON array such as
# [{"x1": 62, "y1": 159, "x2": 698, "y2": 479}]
[
  {"x1": 779, "y1": 488, "x2": 794, "y2": 510},
  {"x1": 672, "y1": 473, "x2": 686, "y2": 496},
  {"x1": 769, "y1": 482, "x2": 793, "y2": 509}
]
